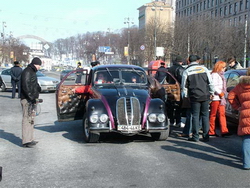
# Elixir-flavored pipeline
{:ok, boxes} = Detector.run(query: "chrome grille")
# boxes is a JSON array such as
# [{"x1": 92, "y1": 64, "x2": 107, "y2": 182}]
[{"x1": 116, "y1": 97, "x2": 141, "y2": 126}]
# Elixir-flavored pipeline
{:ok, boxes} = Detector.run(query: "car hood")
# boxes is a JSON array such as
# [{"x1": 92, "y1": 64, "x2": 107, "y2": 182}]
[
  {"x1": 94, "y1": 86, "x2": 150, "y2": 113},
  {"x1": 38, "y1": 76, "x2": 59, "y2": 82}
]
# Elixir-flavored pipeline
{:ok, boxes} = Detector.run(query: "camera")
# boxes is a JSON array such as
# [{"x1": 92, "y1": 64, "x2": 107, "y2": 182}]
[{"x1": 36, "y1": 99, "x2": 43, "y2": 103}]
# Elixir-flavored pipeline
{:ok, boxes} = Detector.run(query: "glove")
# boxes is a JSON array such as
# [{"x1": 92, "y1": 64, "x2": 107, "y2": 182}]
[
  {"x1": 218, "y1": 93, "x2": 224, "y2": 98},
  {"x1": 30, "y1": 99, "x2": 37, "y2": 104}
]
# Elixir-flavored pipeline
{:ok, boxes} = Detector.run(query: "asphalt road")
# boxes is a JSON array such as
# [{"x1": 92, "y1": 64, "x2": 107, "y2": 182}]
[{"x1": 0, "y1": 71, "x2": 250, "y2": 188}]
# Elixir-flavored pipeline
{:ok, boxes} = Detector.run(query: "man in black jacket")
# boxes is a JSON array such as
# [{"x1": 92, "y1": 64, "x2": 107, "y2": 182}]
[
  {"x1": 167, "y1": 56, "x2": 185, "y2": 126},
  {"x1": 155, "y1": 62, "x2": 168, "y2": 84},
  {"x1": 20, "y1": 57, "x2": 42, "y2": 148},
  {"x1": 10, "y1": 61, "x2": 22, "y2": 98}
]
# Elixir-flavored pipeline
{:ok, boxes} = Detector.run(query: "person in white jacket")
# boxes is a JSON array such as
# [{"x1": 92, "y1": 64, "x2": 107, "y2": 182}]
[{"x1": 209, "y1": 61, "x2": 231, "y2": 137}]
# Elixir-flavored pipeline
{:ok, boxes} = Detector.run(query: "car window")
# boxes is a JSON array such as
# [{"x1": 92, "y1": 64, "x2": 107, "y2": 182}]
[
  {"x1": 36, "y1": 71, "x2": 45, "y2": 77},
  {"x1": 93, "y1": 69, "x2": 147, "y2": 86},
  {"x1": 1, "y1": 69, "x2": 11, "y2": 75},
  {"x1": 226, "y1": 72, "x2": 241, "y2": 88}
]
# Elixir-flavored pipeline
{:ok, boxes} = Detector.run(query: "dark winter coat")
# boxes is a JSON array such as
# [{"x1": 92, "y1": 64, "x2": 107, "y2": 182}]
[
  {"x1": 155, "y1": 66, "x2": 168, "y2": 83},
  {"x1": 20, "y1": 64, "x2": 41, "y2": 103},
  {"x1": 10, "y1": 65, "x2": 22, "y2": 81},
  {"x1": 167, "y1": 62, "x2": 185, "y2": 84}
]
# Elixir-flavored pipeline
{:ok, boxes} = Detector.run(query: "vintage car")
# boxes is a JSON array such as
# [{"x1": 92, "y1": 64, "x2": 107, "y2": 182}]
[
  {"x1": 56, "y1": 64, "x2": 180, "y2": 143},
  {"x1": 224, "y1": 68, "x2": 247, "y2": 123}
]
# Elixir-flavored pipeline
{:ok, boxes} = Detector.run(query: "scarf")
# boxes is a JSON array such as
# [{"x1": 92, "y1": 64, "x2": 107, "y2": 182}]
[{"x1": 217, "y1": 71, "x2": 227, "y2": 106}]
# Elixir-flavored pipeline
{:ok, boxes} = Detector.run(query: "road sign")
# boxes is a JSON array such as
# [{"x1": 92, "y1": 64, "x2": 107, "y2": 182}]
[
  {"x1": 105, "y1": 52, "x2": 114, "y2": 55},
  {"x1": 140, "y1": 45, "x2": 145, "y2": 51},
  {"x1": 99, "y1": 46, "x2": 111, "y2": 53},
  {"x1": 156, "y1": 47, "x2": 164, "y2": 56}
]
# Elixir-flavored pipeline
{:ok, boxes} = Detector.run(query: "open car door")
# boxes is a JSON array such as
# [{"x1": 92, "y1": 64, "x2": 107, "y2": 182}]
[
  {"x1": 147, "y1": 69, "x2": 181, "y2": 102},
  {"x1": 56, "y1": 68, "x2": 90, "y2": 122}
]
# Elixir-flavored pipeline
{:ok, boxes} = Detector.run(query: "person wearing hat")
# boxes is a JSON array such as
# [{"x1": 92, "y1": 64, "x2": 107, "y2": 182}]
[
  {"x1": 226, "y1": 56, "x2": 243, "y2": 71},
  {"x1": 155, "y1": 62, "x2": 168, "y2": 84},
  {"x1": 20, "y1": 57, "x2": 42, "y2": 148},
  {"x1": 10, "y1": 61, "x2": 23, "y2": 98},
  {"x1": 167, "y1": 55, "x2": 185, "y2": 127}
]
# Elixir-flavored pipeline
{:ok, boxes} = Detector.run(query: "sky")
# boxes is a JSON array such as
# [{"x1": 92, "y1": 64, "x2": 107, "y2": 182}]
[{"x1": 0, "y1": 0, "x2": 151, "y2": 43}]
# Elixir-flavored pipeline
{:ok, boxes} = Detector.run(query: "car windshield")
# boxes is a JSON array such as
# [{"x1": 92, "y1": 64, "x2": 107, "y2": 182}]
[
  {"x1": 93, "y1": 69, "x2": 147, "y2": 86},
  {"x1": 36, "y1": 71, "x2": 45, "y2": 77}
]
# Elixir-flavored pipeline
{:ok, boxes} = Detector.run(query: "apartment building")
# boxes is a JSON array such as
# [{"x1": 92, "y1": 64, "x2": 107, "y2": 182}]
[
  {"x1": 137, "y1": 0, "x2": 174, "y2": 30},
  {"x1": 175, "y1": 0, "x2": 250, "y2": 25}
]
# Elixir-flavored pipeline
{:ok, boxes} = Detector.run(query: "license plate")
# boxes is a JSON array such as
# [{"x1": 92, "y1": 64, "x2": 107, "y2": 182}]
[
  {"x1": 48, "y1": 87, "x2": 55, "y2": 90},
  {"x1": 118, "y1": 125, "x2": 141, "y2": 132}
]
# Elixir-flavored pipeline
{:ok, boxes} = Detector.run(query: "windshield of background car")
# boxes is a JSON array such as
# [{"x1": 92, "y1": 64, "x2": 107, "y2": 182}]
[
  {"x1": 36, "y1": 71, "x2": 45, "y2": 77},
  {"x1": 225, "y1": 72, "x2": 241, "y2": 88},
  {"x1": 93, "y1": 69, "x2": 147, "y2": 86}
]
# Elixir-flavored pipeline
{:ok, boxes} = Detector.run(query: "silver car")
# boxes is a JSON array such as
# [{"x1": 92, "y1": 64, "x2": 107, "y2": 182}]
[{"x1": 0, "y1": 68, "x2": 60, "y2": 92}]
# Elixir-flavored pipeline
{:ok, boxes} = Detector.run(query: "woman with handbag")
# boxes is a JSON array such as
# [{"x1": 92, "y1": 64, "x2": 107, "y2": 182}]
[{"x1": 209, "y1": 61, "x2": 231, "y2": 137}]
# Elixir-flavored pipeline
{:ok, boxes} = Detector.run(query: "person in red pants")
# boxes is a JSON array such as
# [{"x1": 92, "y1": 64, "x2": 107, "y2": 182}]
[{"x1": 209, "y1": 61, "x2": 231, "y2": 137}]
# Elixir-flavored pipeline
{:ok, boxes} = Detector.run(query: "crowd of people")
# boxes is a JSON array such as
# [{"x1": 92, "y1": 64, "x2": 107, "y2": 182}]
[
  {"x1": 1, "y1": 55, "x2": 249, "y2": 170},
  {"x1": 155, "y1": 54, "x2": 249, "y2": 170}
]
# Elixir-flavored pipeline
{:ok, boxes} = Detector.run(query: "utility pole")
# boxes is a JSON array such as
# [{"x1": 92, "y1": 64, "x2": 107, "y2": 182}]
[
  {"x1": 124, "y1": 17, "x2": 134, "y2": 64},
  {"x1": 151, "y1": 3, "x2": 163, "y2": 60}
]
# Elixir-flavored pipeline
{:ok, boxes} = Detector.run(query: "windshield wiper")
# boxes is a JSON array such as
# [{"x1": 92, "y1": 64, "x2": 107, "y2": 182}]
[{"x1": 106, "y1": 67, "x2": 120, "y2": 96}]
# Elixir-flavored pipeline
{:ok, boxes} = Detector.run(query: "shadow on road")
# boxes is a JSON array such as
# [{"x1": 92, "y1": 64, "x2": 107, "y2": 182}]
[
  {"x1": 0, "y1": 129, "x2": 22, "y2": 147},
  {"x1": 35, "y1": 120, "x2": 157, "y2": 144},
  {"x1": 166, "y1": 126, "x2": 243, "y2": 169}
]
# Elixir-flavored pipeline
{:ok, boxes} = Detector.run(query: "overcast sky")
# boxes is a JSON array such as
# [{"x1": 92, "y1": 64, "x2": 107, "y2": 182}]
[{"x1": 1, "y1": 0, "x2": 150, "y2": 43}]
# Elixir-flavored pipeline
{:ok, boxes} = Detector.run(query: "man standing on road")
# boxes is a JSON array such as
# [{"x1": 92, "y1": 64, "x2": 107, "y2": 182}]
[
  {"x1": 181, "y1": 55, "x2": 214, "y2": 142},
  {"x1": 20, "y1": 57, "x2": 42, "y2": 148},
  {"x1": 155, "y1": 62, "x2": 168, "y2": 84},
  {"x1": 167, "y1": 55, "x2": 185, "y2": 127},
  {"x1": 10, "y1": 61, "x2": 22, "y2": 99}
]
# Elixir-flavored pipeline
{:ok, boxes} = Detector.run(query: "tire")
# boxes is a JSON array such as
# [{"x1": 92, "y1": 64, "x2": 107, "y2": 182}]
[
  {"x1": 150, "y1": 124, "x2": 170, "y2": 141},
  {"x1": 0, "y1": 83, "x2": 6, "y2": 92},
  {"x1": 83, "y1": 114, "x2": 100, "y2": 143}
]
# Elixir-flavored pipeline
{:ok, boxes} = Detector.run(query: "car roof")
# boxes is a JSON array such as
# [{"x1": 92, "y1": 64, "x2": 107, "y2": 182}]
[
  {"x1": 225, "y1": 68, "x2": 247, "y2": 75},
  {"x1": 92, "y1": 64, "x2": 145, "y2": 71}
]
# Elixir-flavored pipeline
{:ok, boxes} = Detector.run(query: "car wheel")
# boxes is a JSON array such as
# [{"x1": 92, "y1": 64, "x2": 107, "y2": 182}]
[
  {"x1": 83, "y1": 114, "x2": 100, "y2": 143},
  {"x1": 0, "y1": 83, "x2": 6, "y2": 92}
]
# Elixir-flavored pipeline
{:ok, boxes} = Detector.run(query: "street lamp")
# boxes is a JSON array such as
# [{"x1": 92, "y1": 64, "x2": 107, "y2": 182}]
[
  {"x1": 2, "y1": 22, "x2": 7, "y2": 45},
  {"x1": 124, "y1": 17, "x2": 134, "y2": 64},
  {"x1": 107, "y1": 28, "x2": 111, "y2": 47},
  {"x1": 151, "y1": 4, "x2": 163, "y2": 60}
]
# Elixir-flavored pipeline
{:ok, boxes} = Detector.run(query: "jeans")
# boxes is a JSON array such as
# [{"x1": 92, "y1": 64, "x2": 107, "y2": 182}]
[
  {"x1": 183, "y1": 108, "x2": 192, "y2": 135},
  {"x1": 190, "y1": 100, "x2": 210, "y2": 141},
  {"x1": 242, "y1": 135, "x2": 250, "y2": 169},
  {"x1": 11, "y1": 80, "x2": 21, "y2": 98},
  {"x1": 168, "y1": 101, "x2": 182, "y2": 125}
]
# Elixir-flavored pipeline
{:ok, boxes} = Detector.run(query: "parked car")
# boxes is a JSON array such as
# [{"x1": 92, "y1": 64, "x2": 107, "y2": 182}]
[
  {"x1": 60, "y1": 69, "x2": 76, "y2": 80},
  {"x1": 0, "y1": 68, "x2": 60, "y2": 92},
  {"x1": 224, "y1": 69, "x2": 247, "y2": 123},
  {"x1": 56, "y1": 64, "x2": 173, "y2": 143}
]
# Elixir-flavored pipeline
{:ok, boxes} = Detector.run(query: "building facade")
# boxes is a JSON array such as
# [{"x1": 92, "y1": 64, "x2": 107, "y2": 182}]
[
  {"x1": 175, "y1": 0, "x2": 249, "y2": 25},
  {"x1": 138, "y1": 0, "x2": 174, "y2": 30}
]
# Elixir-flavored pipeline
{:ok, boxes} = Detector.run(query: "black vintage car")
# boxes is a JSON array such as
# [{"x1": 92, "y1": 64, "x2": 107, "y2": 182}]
[{"x1": 56, "y1": 64, "x2": 173, "y2": 143}]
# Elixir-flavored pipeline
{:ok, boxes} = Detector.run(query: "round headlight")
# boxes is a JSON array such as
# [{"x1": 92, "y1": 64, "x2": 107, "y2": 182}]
[
  {"x1": 148, "y1": 114, "x2": 157, "y2": 122},
  {"x1": 157, "y1": 114, "x2": 166, "y2": 123},
  {"x1": 100, "y1": 114, "x2": 108, "y2": 123},
  {"x1": 90, "y1": 114, "x2": 98, "y2": 123}
]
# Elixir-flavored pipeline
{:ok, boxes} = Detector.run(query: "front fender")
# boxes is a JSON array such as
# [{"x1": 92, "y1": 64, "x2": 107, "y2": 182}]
[
  {"x1": 146, "y1": 98, "x2": 167, "y2": 129},
  {"x1": 86, "y1": 98, "x2": 114, "y2": 130},
  {"x1": 148, "y1": 98, "x2": 166, "y2": 114}
]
